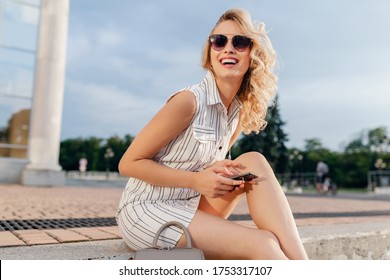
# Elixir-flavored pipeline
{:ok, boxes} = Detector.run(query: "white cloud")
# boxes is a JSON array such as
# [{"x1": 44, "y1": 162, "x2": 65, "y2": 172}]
[
  {"x1": 279, "y1": 71, "x2": 390, "y2": 150},
  {"x1": 66, "y1": 34, "x2": 91, "y2": 64},
  {"x1": 96, "y1": 28, "x2": 125, "y2": 48},
  {"x1": 61, "y1": 80, "x2": 162, "y2": 139}
]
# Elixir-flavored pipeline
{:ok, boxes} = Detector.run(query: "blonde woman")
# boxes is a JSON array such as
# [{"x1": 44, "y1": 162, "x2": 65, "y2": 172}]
[{"x1": 116, "y1": 8, "x2": 308, "y2": 260}]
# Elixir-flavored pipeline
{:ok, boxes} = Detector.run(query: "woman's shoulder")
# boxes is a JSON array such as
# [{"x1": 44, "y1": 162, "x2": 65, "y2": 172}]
[
  {"x1": 165, "y1": 90, "x2": 197, "y2": 118},
  {"x1": 169, "y1": 89, "x2": 196, "y2": 104},
  {"x1": 167, "y1": 90, "x2": 196, "y2": 107},
  {"x1": 166, "y1": 75, "x2": 210, "y2": 115}
]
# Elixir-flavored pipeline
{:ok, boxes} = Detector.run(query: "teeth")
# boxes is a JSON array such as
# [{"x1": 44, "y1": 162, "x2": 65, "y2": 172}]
[{"x1": 221, "y1": 58, "x2": 237, "y2": 65}]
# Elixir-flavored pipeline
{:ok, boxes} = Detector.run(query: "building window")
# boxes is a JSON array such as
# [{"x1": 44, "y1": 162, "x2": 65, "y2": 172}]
[{"x1": 0, "y1": 0, "x2": 41, "y2": 158}]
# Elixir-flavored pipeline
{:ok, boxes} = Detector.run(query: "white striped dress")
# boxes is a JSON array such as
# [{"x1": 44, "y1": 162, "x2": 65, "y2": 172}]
[{"x1": 116, "y1": 71, "x2": 242, "y2": 250}]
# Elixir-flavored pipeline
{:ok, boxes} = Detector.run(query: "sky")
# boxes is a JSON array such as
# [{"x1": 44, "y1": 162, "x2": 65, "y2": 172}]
[{"x1": 61, "y1": 0, "x2": 390, "y2": 151}]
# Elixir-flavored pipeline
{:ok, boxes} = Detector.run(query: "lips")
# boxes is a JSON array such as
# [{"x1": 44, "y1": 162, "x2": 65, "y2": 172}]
[{"x1": 220, "y1": 58, "x2": 238, "y2": 65}]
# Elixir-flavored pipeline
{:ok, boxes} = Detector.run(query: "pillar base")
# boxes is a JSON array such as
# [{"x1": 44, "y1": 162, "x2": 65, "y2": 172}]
[{"x1": 21, "y1": 169, "x2": 65, "y2": 186}]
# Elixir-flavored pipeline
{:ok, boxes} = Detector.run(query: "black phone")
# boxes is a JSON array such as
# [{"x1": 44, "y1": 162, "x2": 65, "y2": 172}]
[{"x1": 230, "y1": 172, "x2": 258, "y2": 181}]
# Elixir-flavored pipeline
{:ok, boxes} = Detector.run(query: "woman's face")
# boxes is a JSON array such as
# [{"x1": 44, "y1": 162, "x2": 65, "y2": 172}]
[{"x1": 209, "y1": 20, "x2": 251, "y2": 83}]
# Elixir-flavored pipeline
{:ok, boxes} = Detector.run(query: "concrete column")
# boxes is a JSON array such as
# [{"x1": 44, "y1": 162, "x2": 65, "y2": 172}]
[{"x1": 22, "y1": 0, "x2": 69, "y2": 186}]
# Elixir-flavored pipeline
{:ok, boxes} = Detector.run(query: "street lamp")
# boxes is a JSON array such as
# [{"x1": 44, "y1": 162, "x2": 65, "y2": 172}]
[
  {"x1": 375, "y1": 158, "x2": 387, "y2": 188},
  {"x1": 375, "y1": 158, "x2": 386, "y2": 170},
  {"x1": 104, "y1": 147, "x2": 114, "y2": 179},
  {"x1": 289, "y1": 150, "x2": 303, "y2": 188}
]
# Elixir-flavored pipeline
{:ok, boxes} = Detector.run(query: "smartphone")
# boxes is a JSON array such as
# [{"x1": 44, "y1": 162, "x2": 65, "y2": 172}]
[{"x1": 230, "y1": 172, "x2": 258, "y2": 181}]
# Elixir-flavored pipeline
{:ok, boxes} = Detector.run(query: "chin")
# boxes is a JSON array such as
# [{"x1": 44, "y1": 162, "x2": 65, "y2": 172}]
[{"x1": 216, "y1": 70, "x2": 245, "y2": 81}]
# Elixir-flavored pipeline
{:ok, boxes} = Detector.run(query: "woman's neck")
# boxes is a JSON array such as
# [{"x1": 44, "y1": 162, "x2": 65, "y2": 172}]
[{"x1": 215, "y1": 77, "x2": 242, "y2": 109}]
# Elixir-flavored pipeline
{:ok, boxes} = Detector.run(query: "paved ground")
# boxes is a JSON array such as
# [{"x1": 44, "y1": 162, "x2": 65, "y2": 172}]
[{"x1": 1, "y1": 183, "x2": 390, "y2": 247}]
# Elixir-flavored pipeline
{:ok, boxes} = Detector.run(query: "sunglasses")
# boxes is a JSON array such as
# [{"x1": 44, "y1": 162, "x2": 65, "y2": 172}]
[{"x1": 209, "y1": 34, "x2": 252, "y2": 52}]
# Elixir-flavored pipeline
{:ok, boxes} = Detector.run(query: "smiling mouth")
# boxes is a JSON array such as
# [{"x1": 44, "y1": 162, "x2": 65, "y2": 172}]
[{"x1": 220, "y1": 58, "x2": 238, "y2": 65}]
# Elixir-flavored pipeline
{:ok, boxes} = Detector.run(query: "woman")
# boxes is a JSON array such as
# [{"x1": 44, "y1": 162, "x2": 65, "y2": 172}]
[{"x1": 116, "y1": 8, "x2": 308, "y2": 260}]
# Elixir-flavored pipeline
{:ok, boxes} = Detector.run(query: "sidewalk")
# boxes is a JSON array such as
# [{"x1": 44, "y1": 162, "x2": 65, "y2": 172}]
[{"x1": 1, "y1": 183, "x2": 390, "y2": 259}]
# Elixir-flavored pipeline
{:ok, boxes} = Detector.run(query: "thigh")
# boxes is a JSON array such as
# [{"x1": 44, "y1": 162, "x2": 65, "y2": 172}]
[
  {"x1": 177, "y1": 210, "x2": 287, "y2": 260},
  {"x1": 197, "y1": 190, "x2": 245, "y2": 219}
]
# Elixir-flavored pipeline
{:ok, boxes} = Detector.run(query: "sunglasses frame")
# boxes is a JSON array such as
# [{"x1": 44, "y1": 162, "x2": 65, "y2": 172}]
[{"x1": 209, "y1": 34, "x2": 252, "y2": 52}]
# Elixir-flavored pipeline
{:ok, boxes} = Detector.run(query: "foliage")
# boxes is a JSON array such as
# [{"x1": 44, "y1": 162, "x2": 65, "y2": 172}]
[
  {"x1": 59, "y1": 137, "x2": 102, "y2": 171},
  {"x1": 59, "y1": 117, "x2": 389, "y2": 190},
  {"x1": 265, "y1": 127, "x2": 389, "y2": 189},
  {"x1": 233, "y1": 96, "x2": 289, "y2": 173},
  {"x1": 304, "y1": 127, "x2": 389, "y2": 188},
  {"x1": 59, "y1": 134, "x2": 133, "y2": 172}
]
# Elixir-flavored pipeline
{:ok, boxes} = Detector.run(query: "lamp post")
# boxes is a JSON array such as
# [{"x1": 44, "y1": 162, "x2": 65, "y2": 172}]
[
  {"x1": 375, "y1": 158, "x2": 386, "y2": 170},
  {"x1": 104, "y1": 147, "x2": 114, "y2": 179},
  {"x1": 289, "y1": 150, "x2": 303, "y2": 188},
  {"x1": 375, "y1": 158, "x2": 387, "y2": 187}
]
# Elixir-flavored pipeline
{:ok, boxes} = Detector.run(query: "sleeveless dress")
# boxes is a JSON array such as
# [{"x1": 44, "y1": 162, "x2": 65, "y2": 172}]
[{"x1": 116, "y1": 71, "x2": 242, "y2": 250}]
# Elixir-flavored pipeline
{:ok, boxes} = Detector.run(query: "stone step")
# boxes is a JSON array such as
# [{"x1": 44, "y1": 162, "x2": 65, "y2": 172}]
[{"x1": 1, "y1": 221, "x2": 389, "y2": 260}]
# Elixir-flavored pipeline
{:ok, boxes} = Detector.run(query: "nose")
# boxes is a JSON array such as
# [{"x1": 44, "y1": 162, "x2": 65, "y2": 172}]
[{"x1": 224, "y1": 39, "x2": 235, "y2": 53}]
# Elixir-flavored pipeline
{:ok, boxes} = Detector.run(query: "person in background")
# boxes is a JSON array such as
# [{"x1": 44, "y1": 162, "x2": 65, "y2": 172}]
[
  {"x1": 316, "y1": 161, "x2": 329, "y2": 193},
  {"x1": 79, "y1": 157, "x2": 88, "y2": 173},
  {"x1": 116, "y1": 8, "x2": 308, "y2": 260}
]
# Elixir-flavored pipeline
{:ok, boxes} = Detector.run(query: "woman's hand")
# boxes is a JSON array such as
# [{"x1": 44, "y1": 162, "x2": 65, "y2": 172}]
[
  {"x1": 192, "y1": 160, "x2": 245, "y2": 198},
  {"x1": 211, "y1": 159, "x2": 242, "y2": 175}
]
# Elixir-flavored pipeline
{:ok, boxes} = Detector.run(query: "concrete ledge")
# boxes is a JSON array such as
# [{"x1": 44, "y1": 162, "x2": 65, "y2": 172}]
[
  {"x1": 21, "y1": 169, "x2": 65, "y2": 186},
  {"x1": 0, "y1": 158, "x2": 27, "y2": 184},
  {"x1": 1, "y1": 221, "x2": 389, "y2": 260},
  {"x1": 300, "y1": 221, "x2": 390, "y2": 260},
  {"x1": 0, "y1": 239, "x2": 133, "y2": 260}
]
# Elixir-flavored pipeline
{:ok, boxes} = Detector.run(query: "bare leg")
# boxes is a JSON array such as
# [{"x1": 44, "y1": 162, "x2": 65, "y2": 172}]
[
  {"x1": 178, "y1": 210, "x2": 288, "y2": 260},
  {"x1": 234, "y1": 152, "x2": 308, "y2": 259},
  {"x1": 192, "y1": 152, "x2": 308, "y2": 259}
]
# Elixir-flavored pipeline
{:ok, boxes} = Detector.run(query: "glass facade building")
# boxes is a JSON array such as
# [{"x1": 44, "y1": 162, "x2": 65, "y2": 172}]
[{"x1": 0, "y1": 0, "x2": 41, "y2": 159}]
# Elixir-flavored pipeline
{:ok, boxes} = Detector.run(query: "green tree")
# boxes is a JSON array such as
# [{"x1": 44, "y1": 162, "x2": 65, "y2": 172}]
[
  {"x1": 59, "y1": 137, "x2": 103, "y2": 171},
  {"x1": 368, "y1": 127, "x2": 389, "y2": 153},
  {"x1": 59, "y1": 134, "x2": 134, "y2": 172},
  {"x1": 339, "y1": 127, "x2": 389, "y2": 188},
  {"x1": 304, "y1": 138, "x2": 324, "y2": 152},
  {"x1": 234, "y1": 96, "x2": 289, "y2": 173},
  {"x1": 98, "y1": 134, "x2": 134, "y2": 172},
  {"x1": 303, "y1": 138, "x2": 332, "y2": 167},
  {"x1": 299, "y1": 138, "x2": 344, "y2": 187}
]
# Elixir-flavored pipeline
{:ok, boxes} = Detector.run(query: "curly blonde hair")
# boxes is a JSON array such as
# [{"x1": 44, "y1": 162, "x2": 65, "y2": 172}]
[{"x1": 202, "y1": 8, "x2": 277, "y2": 134}]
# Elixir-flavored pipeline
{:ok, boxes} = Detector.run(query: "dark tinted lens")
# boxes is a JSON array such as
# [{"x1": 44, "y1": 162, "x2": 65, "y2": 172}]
[
  {"x1": 232, "y1": 35, "x2": 252, "y2": 51},
  {"x1": 209, "y1": 34, "x2": 227, "y2": 50}
]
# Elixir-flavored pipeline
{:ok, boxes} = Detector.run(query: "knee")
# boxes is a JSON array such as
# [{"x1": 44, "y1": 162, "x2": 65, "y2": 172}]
[
  {"x1": 237, "y1": 151, "x2": 265, "y2": 161},
  {"x1": 247, "y1": 230, "x2": 287, "y2": 260},
  {"x1": 235, "y1": 151, "x2": 269, "y2": 168},
  {"x1": 262, "y1": 230, "x2": 282, "y2": 247}
]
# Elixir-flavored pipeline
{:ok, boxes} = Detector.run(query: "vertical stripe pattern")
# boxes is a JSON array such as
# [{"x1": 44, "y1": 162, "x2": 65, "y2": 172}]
[{"x1": 116, "y1": 71, "x2": 242, "y2": 250}]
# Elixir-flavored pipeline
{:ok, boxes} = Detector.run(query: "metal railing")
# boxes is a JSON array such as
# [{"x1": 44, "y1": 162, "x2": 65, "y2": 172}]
[
  {"x1": 66, "y1": 171, "x2": 127, "y2": 181},
  {"x1": 367, "y1": 170, "x2": 390, "y2": 191},
  {"x1": 276, "y1": 172, "x2": 317, "y2": 190}
]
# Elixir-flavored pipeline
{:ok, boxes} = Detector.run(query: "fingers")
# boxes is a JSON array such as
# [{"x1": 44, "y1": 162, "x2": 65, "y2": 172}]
[
  {"x1": 207, "y1": 170, "x2": 243, "y2": 189},
  {"x1": 212, "y1": 166, "x2": 234, "y2": 177},
  {"x1": 229, "y1": 181, "x2": 245, "y2": 192},
  {"x1": 212, "y1": 163, "x2": 243, "y2": 177},
  {"x1": 217, "y1": 176, "x2": 245, "y2": 193},
  {"x1": 224, "y1": 160, "x2": 241, "y2": 169},
  {"x1": 220, "y1": 160, "x2": 242, "y2": 176},
  {"x1": 223, "y1": 177, "x2": 245, "y2": 186},
  {"x1": 213, "y1": 159, "x2": 241, "y2": 169},
  {"x1": 200, "y1": 165, "x2": 248, "y2": 198},
  {"x1": 211, "y1": 166, "x2": 246, "y2": 189}
]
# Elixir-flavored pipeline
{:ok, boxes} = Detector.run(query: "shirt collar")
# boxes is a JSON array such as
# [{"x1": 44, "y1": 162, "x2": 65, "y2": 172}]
[{"x1": 204, "y1": 71, "x2": 243, "y2": 110}]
